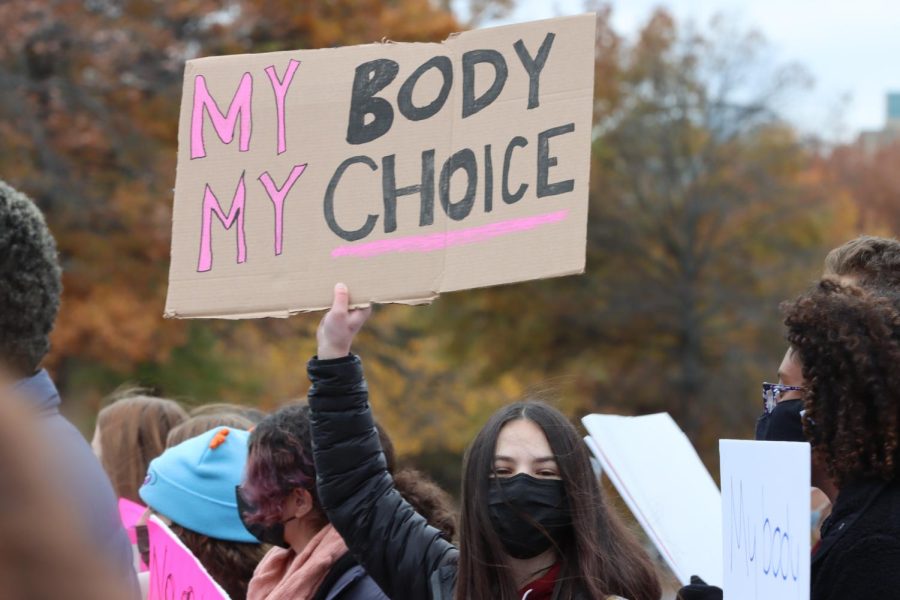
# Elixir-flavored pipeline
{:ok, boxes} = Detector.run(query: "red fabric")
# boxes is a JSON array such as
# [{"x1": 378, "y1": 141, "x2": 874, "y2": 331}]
[{"x1": 518, "y1": 562, "x2": 561, "y2": 600}]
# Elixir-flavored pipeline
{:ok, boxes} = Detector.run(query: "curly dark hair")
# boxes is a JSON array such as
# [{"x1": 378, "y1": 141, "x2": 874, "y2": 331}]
[
  {"x1": 393, "y1": 468, "x2": 457, "y2": 542},
  {"x1": 783, "y1": 279, "x2": 900, "y2": 486},
  {"x1": 0, "y1": 180, "x2": 62, "y2": 374},
  {"x1": 170, "y1": 524, "x2": 267, "y2": 600}
]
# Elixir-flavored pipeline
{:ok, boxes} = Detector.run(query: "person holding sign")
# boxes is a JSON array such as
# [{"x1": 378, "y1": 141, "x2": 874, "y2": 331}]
[
  {"x1": 781, "y1": 279, "x2": 900, "y2": 600},
  {"x1": 304, "y1": 284, "x2": 661, "y2": 600}
]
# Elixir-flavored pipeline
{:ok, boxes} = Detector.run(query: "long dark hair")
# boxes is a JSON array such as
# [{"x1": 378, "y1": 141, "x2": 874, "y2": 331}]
[{"x1": 455, "y1": 402, "x2": 660, "y2": 600}]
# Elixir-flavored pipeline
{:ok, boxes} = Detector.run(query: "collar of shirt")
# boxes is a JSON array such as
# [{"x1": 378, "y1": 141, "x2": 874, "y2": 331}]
[{"x1": 518, "y1": 562, "x2": 561, "y2": 600}]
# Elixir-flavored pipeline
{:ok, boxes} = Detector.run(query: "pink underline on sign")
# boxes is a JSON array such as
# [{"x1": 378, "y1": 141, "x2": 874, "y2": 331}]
[{"x1": 330, "y1": 209, "x2": 570, "y2": 259}]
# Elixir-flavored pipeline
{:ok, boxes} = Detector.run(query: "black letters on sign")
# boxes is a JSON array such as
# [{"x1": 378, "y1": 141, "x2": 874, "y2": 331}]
[
  {"x1": 324, "y1": 156, "x2": 380, "y2": 241},
  {"x1": 513, "y1": 32, "x2": 556, "y2": 110},
  {"x1": 537, "y1": 123, "x2": 575, "y2": 198},
  {"x1": 502, "y1": 136, "x2": 529, "y2": 204},
  {"x1": 397, "y1": 56, "x2": 453, "y2": 122},
  {"x1": 483, "y1": 144, "x2": 494, "y2": 212},
  {"x1": 382, "y1": 150, "x2": 436, "y2": 233},
  {"x1": 347, "y1": 59, "x2": 399, "y2": 145},
  {"x1": 439, "y1": 148, "x2": 478, "y2": 221},
  {"x1": 462, "y1": 49, "x2": 508, "y2": 118}
]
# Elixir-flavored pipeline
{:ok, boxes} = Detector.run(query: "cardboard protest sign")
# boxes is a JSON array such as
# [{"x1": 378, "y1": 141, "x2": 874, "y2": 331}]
[
  {"x1": 147, "y1": 516, "x2": 230, "y2": 600},
  {"x1": 582, "y1": 413, "x2": 723, "y2": 586},
  {"x1": 165, "y1": 15, "x2": 596, "y2": 318},
  {"x1": 720, "y1": 440, "x2": 811, "y2": 600}
]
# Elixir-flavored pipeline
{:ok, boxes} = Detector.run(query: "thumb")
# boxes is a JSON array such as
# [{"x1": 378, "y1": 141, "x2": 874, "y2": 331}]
[{"x1": 331, "y1": 282, "x2": 349, "y2": 314}]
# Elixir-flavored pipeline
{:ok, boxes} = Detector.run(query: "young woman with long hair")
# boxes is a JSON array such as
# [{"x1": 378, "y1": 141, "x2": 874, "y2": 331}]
[{"x1": 307, "y1": 284, "x2": 661, "y2": 600}]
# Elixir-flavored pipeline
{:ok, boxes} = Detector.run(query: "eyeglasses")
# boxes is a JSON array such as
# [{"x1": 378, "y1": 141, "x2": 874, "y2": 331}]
[{"x1": 761, "y1": 382, "x2": 804, "y2": 414}]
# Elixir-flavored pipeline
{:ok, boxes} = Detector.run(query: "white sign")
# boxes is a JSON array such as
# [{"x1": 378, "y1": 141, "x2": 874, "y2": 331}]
[
  {"x1": 720, "y1": 440, "x2": 811, "y2": 600},
  {"x1": 582, "y1": 413, "x2": 723, "y2": 586}
]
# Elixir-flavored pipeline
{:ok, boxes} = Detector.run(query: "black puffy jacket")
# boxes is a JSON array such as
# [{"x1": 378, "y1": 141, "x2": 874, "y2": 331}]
[{"x1": 308, "y1": 355, "x2": 459, "y2": 600}]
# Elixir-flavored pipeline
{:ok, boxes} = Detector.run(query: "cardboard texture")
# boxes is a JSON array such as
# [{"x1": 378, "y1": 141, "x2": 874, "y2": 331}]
[
  {"x1": 165, "y1": 15, "x2": 596, "y2": 318},
  {"x1": 720, "y1": 440, "x2": 811, "y2": 600}
]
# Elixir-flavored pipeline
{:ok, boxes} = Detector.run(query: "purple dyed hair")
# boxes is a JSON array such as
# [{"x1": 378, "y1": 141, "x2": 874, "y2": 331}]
[{"x1": 242, "y1": 404, "x2": 322, "y2": 525}]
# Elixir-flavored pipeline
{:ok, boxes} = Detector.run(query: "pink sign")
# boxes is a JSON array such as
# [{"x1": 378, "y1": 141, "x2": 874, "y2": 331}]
[
  {"x1": 118, "y1": 497, "x2": 146, "y2": 544},
  {"x1": 147, "y1": 516, "x2": 230, "y2": 600},
  {"x1": 118, "y1": 497, "x2": 149, "y2": 572}
]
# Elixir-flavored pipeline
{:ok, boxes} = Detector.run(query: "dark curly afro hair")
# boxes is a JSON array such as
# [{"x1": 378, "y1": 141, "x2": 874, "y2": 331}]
[
  {"x1": 783, "y1": 279, "x2": 900, "y2": 487},
  {"x1": 0, "y1": 180, "x2": 62, "y2": 374}
]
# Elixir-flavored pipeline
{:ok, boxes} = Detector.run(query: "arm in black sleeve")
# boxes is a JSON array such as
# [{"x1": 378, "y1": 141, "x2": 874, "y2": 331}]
[{"x1": 308, "y1": 354, "x2": 458, "y2": 600}]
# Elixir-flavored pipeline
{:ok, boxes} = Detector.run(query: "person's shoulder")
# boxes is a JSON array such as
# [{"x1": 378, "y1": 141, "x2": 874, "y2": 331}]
[{"x1": 325, "y1": 566, "x2": 390, "y2": 600}]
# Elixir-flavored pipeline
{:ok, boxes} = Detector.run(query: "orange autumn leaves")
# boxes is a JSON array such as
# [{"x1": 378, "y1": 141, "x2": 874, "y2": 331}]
[{"x1": 1, "y1": 2, "x2": 896, "y2": 472}]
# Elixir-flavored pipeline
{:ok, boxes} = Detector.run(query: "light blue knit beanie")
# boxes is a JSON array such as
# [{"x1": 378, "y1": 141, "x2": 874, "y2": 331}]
[{"x1": 139, "y1": 427, "x2": 257, "y2": 543}]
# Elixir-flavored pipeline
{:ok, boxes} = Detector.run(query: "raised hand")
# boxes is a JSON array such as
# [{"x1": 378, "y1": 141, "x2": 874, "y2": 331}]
[{"x1": 316, "y1": 283, "x2": 372, "y2": 360}]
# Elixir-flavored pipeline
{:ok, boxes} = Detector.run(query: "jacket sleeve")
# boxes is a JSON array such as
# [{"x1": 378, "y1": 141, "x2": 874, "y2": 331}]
[{"x1": 308, "y1": 354, "x2": 458, "y2": 600}]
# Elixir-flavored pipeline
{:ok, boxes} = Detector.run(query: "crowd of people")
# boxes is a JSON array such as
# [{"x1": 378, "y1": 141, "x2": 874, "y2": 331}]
[{"x1": 2, "y1": 171, "x2": 899, "y2": 600}]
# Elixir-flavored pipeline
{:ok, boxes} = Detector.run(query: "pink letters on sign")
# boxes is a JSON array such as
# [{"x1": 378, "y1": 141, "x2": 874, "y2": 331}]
[
  {"x1": 191, "y1": 73, "x2": 253, "y2": 159},
  {"x1": 147, "y1": 517, "x2": 229, "y2": 600},
  {"x1": 198, "y1": 175, "x2": 247, "y2": 272},
  {"x1": 264, "y1": 59, "x2": 301, "y2": 155},
  {"x1": 259, "y1": 164, "x2": 307, "y2": 256}
]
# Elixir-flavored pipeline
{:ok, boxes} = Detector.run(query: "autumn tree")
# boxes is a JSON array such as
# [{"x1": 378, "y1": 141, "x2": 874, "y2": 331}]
[
  {"x1": 825, "y1": 139, "x2": 900, "y2": 235},
  {"x1": 0, "y1": 0, "x2": 465, "y2": 422},
  {"x1": 0, "y1": 1, "x2": 862, "y2": 485},
  {"x1": 427, "y1": 10, "x2": 851, "y2": 464}
]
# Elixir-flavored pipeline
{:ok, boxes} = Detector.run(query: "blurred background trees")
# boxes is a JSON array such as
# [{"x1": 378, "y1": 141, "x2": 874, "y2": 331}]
[{"x1": 0, "y1": 0, "x2": 894, "y2": 491}]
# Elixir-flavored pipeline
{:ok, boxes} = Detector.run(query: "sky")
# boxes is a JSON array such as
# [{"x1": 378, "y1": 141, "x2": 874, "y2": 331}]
[{"x1": 487, "y1": 0, "x2": 900, "y2": 141}]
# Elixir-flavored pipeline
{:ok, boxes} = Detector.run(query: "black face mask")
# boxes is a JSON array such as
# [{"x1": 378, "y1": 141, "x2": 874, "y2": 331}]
[
  {"x1": 136, "y1": 524, "x2": 151, "y2": 568},
  {"x1": 487, "y1": 473, "x2": 572, "y2": 559},
  {"x1": 235, "y1": 485, "x2": 296, "y2": 548},
  {"x1": 755, "y1": 398, "x2": 806, "y2": 442}
]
